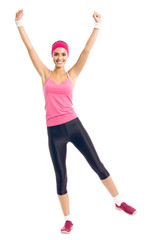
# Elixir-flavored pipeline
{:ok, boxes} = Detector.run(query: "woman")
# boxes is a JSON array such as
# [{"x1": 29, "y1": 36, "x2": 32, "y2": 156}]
[{"x1": 15, "y1": 9, "x2": 136, "y2": 234}]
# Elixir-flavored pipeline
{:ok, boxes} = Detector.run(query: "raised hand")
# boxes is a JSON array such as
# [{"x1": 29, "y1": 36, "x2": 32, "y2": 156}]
[
  {"x1": 93, "y1": 11, "x2": 102, "y2": 23},
  {"x1": 15, "y1": 9, "x2": 24, "y2": 22}
]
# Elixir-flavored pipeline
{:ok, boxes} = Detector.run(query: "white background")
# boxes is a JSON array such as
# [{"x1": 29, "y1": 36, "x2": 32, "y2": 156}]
[{"x1": 0, "y1": 0, "x2": 147, "y2": 239}]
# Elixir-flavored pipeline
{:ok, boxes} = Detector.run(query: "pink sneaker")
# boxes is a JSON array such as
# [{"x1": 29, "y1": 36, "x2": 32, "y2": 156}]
[
  {"x1": 115, "y1": 202, "x2": 136, "y2": 215},
  {"x1": 61, "y1": 220, "x2": 73, "y2": 234}
]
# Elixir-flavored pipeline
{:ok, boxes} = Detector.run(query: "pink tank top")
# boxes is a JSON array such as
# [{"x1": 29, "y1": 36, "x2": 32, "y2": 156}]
[{"x1": 42, "y1": 71, "x2": 78, "y2": 126}]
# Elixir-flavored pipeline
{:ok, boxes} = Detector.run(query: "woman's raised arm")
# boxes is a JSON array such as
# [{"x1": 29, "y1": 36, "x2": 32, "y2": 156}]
[
  {"x1": 68, "y1": 11, "x2": 102, "y2": 83},
  {"x1": 15, "y1": 9, "x2": 49, "y2": 78}
]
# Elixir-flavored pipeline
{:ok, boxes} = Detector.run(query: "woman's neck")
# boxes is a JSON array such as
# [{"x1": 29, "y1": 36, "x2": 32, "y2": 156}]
[{"x1": 53, "y1": 66, "x2": 66, "y2": 76}]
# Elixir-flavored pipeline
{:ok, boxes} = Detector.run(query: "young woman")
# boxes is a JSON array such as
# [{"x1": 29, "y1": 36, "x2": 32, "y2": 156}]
[{"x1": 15, "y1": 9, "x2": 136, "y2": 234}]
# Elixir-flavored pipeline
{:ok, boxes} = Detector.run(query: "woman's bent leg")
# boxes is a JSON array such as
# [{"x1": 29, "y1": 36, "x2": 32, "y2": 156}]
[
  {"x1": 69, "y1": 120, "x2": 119, "y2": 197},
  {"x1": 69, "y1": 118, "x2": 110, "y2": 180}
]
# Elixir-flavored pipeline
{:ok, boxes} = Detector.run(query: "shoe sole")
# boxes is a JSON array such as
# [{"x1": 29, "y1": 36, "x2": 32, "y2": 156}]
[
  {"x1": 115, "y1": 206, "x2": 137, "y2": 215},
  {"x1": 61, "y1": 227, "x2": 73, "y2": 234}
]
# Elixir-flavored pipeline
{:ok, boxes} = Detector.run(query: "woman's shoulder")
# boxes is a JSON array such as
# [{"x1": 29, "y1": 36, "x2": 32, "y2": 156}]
[{"x1": 41, "y1": 68, "x2": 51, "y2": 86}]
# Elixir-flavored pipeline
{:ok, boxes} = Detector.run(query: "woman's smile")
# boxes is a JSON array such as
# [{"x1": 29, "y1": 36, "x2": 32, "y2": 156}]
[{"x1": 56, "y1": 60, "x2": 64, "y2": 64}]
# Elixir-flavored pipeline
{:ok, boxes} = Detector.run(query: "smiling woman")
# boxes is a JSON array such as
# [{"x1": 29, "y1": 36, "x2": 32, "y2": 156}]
[
  {"x1": 15, "y1": 9, "x2": 136, "y2": 235},
  {"x1": 53, "y1": 49, "x2": 67, "y2": 66},
  {"x1": 51, "y1": 41, "x2": 69, "y2": 69}
]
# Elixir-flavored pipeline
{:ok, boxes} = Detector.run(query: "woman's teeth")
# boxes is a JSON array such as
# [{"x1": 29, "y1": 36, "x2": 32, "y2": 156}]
[{"x1": 57, "y1": 61, "x2": 63, "y2": 64}]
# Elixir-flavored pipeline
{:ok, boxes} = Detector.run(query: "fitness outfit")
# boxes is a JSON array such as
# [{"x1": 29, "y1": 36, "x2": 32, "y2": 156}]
[{"x1": 43, "y1": 71, "x2": 110, "y2": 195}]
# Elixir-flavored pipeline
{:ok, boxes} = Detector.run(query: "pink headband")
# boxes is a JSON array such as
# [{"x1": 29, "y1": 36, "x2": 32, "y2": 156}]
[{"x1": 51, "y1": 41, "x2": 69, "y2": 57}]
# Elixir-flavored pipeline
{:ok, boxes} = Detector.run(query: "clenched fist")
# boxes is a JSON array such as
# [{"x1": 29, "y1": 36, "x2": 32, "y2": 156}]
[
  {"x1": 15, "y1": 9, "x2": 24, "y2": 22},
  {"x1": 93, "y1": 11, "x2": 102, "y2": 23}
]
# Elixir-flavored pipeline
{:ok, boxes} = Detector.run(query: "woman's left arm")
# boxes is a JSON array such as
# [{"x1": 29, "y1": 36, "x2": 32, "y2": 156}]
[{"x1": 69, "y1": 11, "x2": 102, "y2": 82}]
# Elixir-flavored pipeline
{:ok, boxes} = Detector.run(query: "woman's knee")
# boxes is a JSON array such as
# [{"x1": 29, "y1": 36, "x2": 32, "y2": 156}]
[{"x1": 56, "y1": 175, "x2": 67, "y2": 195}]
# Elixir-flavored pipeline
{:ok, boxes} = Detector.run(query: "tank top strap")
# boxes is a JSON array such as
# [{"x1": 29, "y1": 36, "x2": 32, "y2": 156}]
[
  {"x1": 67, "y1": 72, "x2": 70, "y2": 79},
  {"x1": 49, "y1": 71, "x2": 52, "y2": 78}
]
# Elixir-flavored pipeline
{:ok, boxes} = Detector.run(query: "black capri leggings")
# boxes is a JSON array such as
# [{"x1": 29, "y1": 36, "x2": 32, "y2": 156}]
[{"x1": 47, "y1": 117, "x2": 110, "y2": 195}]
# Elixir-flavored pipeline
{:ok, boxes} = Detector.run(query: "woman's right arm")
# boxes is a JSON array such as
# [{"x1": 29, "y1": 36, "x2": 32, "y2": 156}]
[{"x1": 15, "y1": 9, "x2": 49, "y2": 81}]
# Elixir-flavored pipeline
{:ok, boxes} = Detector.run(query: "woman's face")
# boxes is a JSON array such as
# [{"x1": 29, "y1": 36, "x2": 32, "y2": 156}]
[{"x1": 53, "y1": 47, "x2": 68, "y2": 67}]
